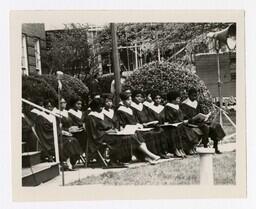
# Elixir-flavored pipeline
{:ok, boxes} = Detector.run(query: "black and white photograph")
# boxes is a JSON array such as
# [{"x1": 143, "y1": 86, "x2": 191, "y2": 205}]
[{"x1": 10, "y1": 10, "x2": 246, "y2": 200}]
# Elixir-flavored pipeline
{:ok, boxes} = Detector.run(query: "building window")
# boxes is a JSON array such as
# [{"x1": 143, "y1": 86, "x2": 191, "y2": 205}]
[
  {"x1": 21, "y1": 34, "x2": 28, "y2": 76},
  {"x1": 34, "y1": 39, "x2": 42, "y2": 75}
]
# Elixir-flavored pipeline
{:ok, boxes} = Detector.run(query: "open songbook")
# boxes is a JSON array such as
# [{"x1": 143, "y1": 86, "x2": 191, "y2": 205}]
[
  {"x1": 142, "y1": 120, "x2": 159, "y2": 128},
  {"x1": 191, "y1": 112, "x2": 212, "y2": 123},
  {"x1": 107, "y1": 124, "x2": 153, "y2": 135},
  {"x1": 160, "y1": 122, "x2": 184, "y2": 127}
]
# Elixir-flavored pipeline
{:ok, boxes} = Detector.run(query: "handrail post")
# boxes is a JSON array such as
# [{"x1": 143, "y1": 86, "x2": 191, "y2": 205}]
[{"x1": 52, "y1": 116, "x2": 60, "y2": 163}]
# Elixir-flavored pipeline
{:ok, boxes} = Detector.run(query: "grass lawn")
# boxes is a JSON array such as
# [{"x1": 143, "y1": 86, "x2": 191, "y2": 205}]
[{"x1": 68, "y1": 151, "x2": 236, "y2": 186}]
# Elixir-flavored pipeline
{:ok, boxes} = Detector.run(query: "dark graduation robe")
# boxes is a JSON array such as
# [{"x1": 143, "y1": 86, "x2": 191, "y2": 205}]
[
  {"x1": 68, "y1": 108, "x2": 87, "y2": 151},
  {"x1": 34, "y1": 111, "x2": 82, "y2": 161},
  {"x1": 145, "y1": 104, "x2": 169, "y2": 154},
  {"x1": 86, "y1": 111, "x2": 142, "y2": 162},
  {"x1": 117, "y1": 104, "x2": 161, "y2": 156},
  {"x1": 22, "y1": 113, "x2": 37, "y2": 151},
  {"x1": 164, "y1": 103, "x2": 199, "y2": 153},
  {"x1": 180, "y1": 98, "x2": 225, "y2": 142}
]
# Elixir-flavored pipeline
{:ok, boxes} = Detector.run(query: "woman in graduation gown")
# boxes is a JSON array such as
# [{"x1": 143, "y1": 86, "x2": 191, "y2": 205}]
[
  {"x1": 116, "y1": 92, "x2": 162, "y2": 161},
  {"x1": 180, "y1": 88, "x2": 225, "y2": 154},
  {"x1": 102, "y1": 94, "x2": 132, "y2": 162},
  {"x1": 164, "y1": 90, "x2": 199, "y2": 156},
  {"x1": 22, "y1": 103, "x2": 38, "y2": 152},
  {"x1": 34, "y1": 100, "x2": 83, "y2": 170},
  {"x1": 68, "y1": 97, "x2": 87, "y2": 152},
  {"x1": 52, "y1": 98, "x2": 83, "y2": 169},
  {"x1": 86, "y1": 98, "x2": 160, "y2": 166},
  {"x1": 130, "y1": 90, "x2": 168, "y2": 158},
  {"x1": 144, "y1": 91, "x2": 171, "y2": 158}
]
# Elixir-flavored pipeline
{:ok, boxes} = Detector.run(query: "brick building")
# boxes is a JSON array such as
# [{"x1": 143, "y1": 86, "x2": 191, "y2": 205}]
[{"x1": 21, "y1": 23, "x2": 47, "y2": 75}]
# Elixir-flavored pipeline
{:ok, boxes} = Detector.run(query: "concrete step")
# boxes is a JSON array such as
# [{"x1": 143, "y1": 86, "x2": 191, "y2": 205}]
[
  {"x1": 22, "y1": 151, "x2": 41, "y2": 168},
  {"x1": 22, "y1": 162, "x2": 60, "y2": 186}
]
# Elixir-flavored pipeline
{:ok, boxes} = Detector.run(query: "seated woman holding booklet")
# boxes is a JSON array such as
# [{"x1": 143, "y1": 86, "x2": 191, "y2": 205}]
[
  {"x1": 33, "y1": 100, "x2": 83, "y2": 171},
  {"x1": 180, "y1": 88, "x2": 226, "y2": 154},
  {"x1": 130, "y1": 90, "x2": 170, "y2": 159},
  {"x1": 86, "y1": 98, "x2": 160, "y2": 167},
  {"x1": 145, "y1": 91, "x2": 172, "y2": 157},
  {"x1": 68, "y1": 97, "x2": 87, "y2": 152},
  {"x1": 164, "y1": 90, "x2": 199, "y2": 157}
]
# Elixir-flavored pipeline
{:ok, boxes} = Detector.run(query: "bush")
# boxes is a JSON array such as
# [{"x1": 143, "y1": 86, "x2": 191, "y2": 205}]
[
  {"x1": 40, "y1": 74, "x2": 89, "y2": 107},
  {"x1": 22, "y1": 75, "x2": 58, "y2": 105},
  {"x1": 123, "y1": 61, "x2": 213, "y2": 112},
  {"x1": 98, "y1": 73, "x2": 114, "y2": 93},
  {"x1": 22, "y1": 74, "x2": 89, "y2": 108}
]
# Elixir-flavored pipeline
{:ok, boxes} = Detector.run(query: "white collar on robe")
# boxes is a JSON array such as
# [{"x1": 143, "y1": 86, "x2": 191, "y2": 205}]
[
  {"x1": 40, "y1": 111, "x2": 54, "y2": 123},
  {"x1": 22, "y1": 113, "x2": 25, "y2": 118},
  {"x1": 131, "y1": 101, "x2": 143, "y2": 111},
  {"x1": 118, "y1": 105, "x2": 133, "y2": 115},
  {"x1": 102, "y1": 108, "x2": 114, "y2": 119},
  {"x1": 143, "y1": 101, "x2": 154, "y2": 108},
  {"x1": 52, "y1": 108, "x2": 69, "y2": 118},
  {"x1": 148, "y1": 104, "x2": 164, "y2": 114},
  {"x1": 88, "y1": 111, "x2": 104, "y2": 120},
  {"x1": 182, "y1": 98, "x2": 198, "y2": 109},
  {"x1": 166, "y1": 103, "x2": 180, "y2": 110},
  {"x1": 68, "y1": 109, "x2": 82, "y2": 119}
]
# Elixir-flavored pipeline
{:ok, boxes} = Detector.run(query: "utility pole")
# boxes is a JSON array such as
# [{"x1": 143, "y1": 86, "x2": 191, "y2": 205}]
[
  {"x1": 111, "y1": 23, "x2": 121, "y2": 106},
  {"x1": 135, "y1": 43, "x2": 138, "y2": 70}
]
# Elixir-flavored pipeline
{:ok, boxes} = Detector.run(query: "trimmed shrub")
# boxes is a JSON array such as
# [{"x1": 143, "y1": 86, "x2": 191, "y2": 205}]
[
  {"x1": 22, "y1": 75, "x2": 58, "y2": 105},
  {"x1": 123, "y1": 61, "x2": 213, "y2": 113},
  {"x1": 98, "y1": 73, "x2": 114, "y2": 93},
  {"x1": 40, "y1": 74, "x2": 89, "y2": 107},
  {"x1": 22, "y1": 74, "x2": 89, "y2": 108}
]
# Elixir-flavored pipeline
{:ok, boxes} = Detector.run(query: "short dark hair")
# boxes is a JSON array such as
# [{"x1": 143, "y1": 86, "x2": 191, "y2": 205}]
[
  {"x1": 167, "y1": 90, "x2": 181, "y2": 102},
  {"x1": 102, "y1": 93, "x2": 113, "y2": 100},
  {"x1": 151, "y1": 90, "x2": 162, "y2": 100},
  {"x1": 120, "y1": 92, "x2": 130, "y2": 101},
  {"x1": 69, "y1": 96, "x2": 82, "y2": 107},
  {"x1": 89, "y1": 98, "x2": 104, "y2": 111},
  {"x1": 132, "y1": 90, "x2": 143, "y2": 98},
  {"x1": 188, "y1": 87, "x2": 198, "y2": 96}
]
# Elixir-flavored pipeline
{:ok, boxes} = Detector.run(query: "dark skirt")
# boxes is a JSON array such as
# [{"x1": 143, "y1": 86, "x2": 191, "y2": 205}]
[
  {"x1": 100, "y1": 133, "x2": 143, "y2": 162},
  {"x1": 136, "y1": 127, "x2": 168, "y2": 155},
  {"x1": 163, "y1": 124, "x2": 199, "y2": 153},
  {"x1": 73, "y1": 130, "x2": 87, "y2": 152},
  {"x1": 60, "y1": 136, "x2": 83, "y2": 161},
  {"x1": 209, "y1": 122, "x2": 226, "y2": 141}
]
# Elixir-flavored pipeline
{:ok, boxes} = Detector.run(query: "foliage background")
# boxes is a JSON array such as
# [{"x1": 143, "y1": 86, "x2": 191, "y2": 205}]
[{"x1": 123, "y1": 61, "x2": 213, "y2": 112}]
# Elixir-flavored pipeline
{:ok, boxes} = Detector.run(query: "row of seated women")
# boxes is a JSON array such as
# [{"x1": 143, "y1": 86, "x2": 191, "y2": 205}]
[{"x1": 22, "y1": 87, "x2": 226, "y2": 170}]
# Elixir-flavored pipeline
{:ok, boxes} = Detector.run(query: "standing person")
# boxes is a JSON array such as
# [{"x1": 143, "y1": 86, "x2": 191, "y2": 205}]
[
  {"x1": 86, "y1": 98, "x2": 160, "y2": 166},
  {"x1": 180, "y1": 88, "x2": 226, "y2": 154},
  {"x1": 164, "y1": 90, "x2": 199, "y2": 157},
  {"x1": 68, "y1": 97, "x2": 87, "y2": 152}
]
